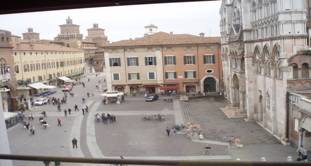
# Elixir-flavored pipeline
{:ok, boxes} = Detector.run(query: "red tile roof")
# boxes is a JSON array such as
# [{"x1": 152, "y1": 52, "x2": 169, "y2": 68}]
[{"x1": 104, "y1": 32, "x2": 220, "y2": 47}]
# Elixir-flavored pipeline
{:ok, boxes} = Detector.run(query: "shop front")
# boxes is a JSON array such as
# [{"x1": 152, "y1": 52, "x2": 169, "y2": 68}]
[
  {"x1": 143, "y1": 84, "x2": 159, "y2": 94},
  {"x1": 160, "y1": 84, "x2": 178, "y2": 95},
  {"x1": 129, "y1": 85, "x2": 141, "y2": 96}
]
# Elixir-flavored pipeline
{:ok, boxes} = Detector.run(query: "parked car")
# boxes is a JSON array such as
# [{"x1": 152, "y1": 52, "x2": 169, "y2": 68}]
[
  {"x1": 33, "y1": 97, "x2": 48, "y2": 106},
  {"x1": 145, "y1": 94, "x2": 159, "y2": 102}
]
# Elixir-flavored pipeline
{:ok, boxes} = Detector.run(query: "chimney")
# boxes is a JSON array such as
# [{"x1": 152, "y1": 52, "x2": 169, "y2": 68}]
[{"x1": 199, "y1": 32, "x2": 205, "y2": 37}]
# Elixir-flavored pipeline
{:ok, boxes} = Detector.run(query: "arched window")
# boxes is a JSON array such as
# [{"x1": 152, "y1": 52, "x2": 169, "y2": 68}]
[
  {"x1": 302, "y1": 63, "x2": 309, "y2": 79},
  {"x1": 0, "y1": 58, "x2": 7, "y2": 75},
  {"x1": 292, "y1": 63, "x2": 299, "y2": 79}
]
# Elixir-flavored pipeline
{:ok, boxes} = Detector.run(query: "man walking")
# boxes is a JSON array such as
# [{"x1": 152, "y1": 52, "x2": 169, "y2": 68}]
[
  {"x1": 85, "y1": 105, "x2": 88, "y2": 113},
  {"x1": 57, "y1": 118, "x2": 62, "y2": 127},
  {"x1": 72, "y1": 137, "x2": 78, "y2": 149},
  {"x1": 64, "y1": 109, "x2": 67, "y2": 117},
  {"x1": 74, "y1": 104, "x2": 78, "y2": 111},
  {"x1": 166, "y1": 127, "x2": 170, "y2": 136},
  {"x1": 68, "y1": 108, "x2": 72, "y2": 115}
]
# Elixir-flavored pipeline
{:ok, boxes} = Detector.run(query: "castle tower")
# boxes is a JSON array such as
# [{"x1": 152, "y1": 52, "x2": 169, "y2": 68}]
[{"x1": 22, "y1": 27, "x2": 40, "y2": 42}]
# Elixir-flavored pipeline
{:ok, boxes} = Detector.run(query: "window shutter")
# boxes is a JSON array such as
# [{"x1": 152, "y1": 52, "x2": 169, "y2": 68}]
[
  {"x1": 137, "y1": 73, "x2": 140, "y2": 80},
  {"x1": 128, "y1": 73, "x2": 131, "y2": 80},
  {"x1": 154, "y1": 57, "x2": 157, "y2": 65},
  {"x1": 212, "y1": 55, "x2": 215, "y2": 64},
  {"x1": 193, "y1": 71, "x2": 196, "y2": 78},
  {"x1": 184, "y1": 72, "x2": 188, "y2": 78},
  {"x1": 127, "y1": 58, "x2": 130, "y2": 66},
  {"x1": 165, "y1": 72, "x2": 168, "y2": 79},
  {"x1": 109, "y1": 58, "x2": 112, "y2": 66},
  {"x1": 193, "y1": 56, "x2": 196, "y2": 64},
  {"x1": 174, "y1": 72, "x2": 177, "y2": 79},
  {"x1": 184, "y1": 56, "x2": 186, "y2": 64},
  {"x1": 173, "y1": 56, "x2": 176, "y2": 64},
  {"x1": 136, "y1": 58, "x2": 139, "y2": 66},
  {"x1": 164, "y1": 57, "x2": 167, "y2": 65},
  {"x1": 145, "y1": 57, "x2": 147, "y2": 65}
]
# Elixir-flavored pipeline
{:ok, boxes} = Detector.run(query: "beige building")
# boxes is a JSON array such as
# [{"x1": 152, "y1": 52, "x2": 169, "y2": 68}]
[{"x1": 13, "y1": 42, "x2": 84, "y2": 84}]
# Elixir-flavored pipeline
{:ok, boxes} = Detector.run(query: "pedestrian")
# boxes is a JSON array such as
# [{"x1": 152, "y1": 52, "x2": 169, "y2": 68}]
[
  {"x1": 30, "y1": 125, "x2": 35, "y2": 135},
  {"x1": 72, "y1": 137, "x2": 78, "y2": 149},
  {"x1": 74, "y1": 104, "x2": 78, "y2": 111},
  {"x1": 68, "y1": 108, "x2": 72, "y2": 115},
  {"x1": 57, "y1": 118, "x2": 62, "y2": 127},
  {"x1": 82, "y1": 109, "x2": 85, "y2": 115},
  {"x1": 64, "y1": 109, "x2": 67, "y2": 117},
  {"x1": 166, "y1": 127, "x2": 170, "y2": 136},
  {"x1": 85, "y1": 105, "x2": 88, "y2": 113}
]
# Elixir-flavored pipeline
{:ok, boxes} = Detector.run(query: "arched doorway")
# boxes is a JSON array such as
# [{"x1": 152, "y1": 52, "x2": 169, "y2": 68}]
[
  {"x1": 232, "y1": 74, "x2": 239, "y2": 107},
  {"x1": 203, "y1": 77, "x2": 216, "y2": 93}
]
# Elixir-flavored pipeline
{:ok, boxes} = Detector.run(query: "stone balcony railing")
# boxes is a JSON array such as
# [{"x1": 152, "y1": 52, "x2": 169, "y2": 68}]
[{"x1": 289, "y1": 92, "x2": 311, "y2": 115}]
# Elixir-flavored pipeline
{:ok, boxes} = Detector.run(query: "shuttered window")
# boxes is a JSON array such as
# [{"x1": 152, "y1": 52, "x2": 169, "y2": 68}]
[
  {"x1": 164, "y1": 56, "x2": 176, "y2": 65},
  {"x1": 204, "y1": 55, "x2": 215, "y2": 64},
  {"x1": 145, "y1": 57, "x2": 157, "y2": 65},
  {"x1": 184, "y1": 55, "x2": 195, "y2": 64}
]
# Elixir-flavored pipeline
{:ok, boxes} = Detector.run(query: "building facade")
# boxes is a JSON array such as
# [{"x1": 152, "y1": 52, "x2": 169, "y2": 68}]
[
  {"x1": 104, "y1": 27, "x2": 221, "y2": 95},
  {"x1": 220, "y1": 0, "x2": 308, "y2": 142},
  {"x1": 13, "y1": 42, "x2": 85, "y2": 84},
  {"x1": 0, "y1": 30, "x2": 17, "y2": 112}
]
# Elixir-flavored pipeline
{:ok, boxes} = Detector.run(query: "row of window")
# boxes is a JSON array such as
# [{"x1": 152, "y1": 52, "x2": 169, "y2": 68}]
[
  {"x1": 22, "y1": 68, "x2": 83, "y2": 83},
  {"x1": 112, "y1": 71, "x2": 197, "y2": 81},
  {"x1": 15, "y1": 59, "x2": 83, "y2": 73},
  {"x1": 109, "y1": 55, "x2": 216, "y2": 67},
  {"x1": 14, "y1": 51, "x2": 80, "y2": 56}
]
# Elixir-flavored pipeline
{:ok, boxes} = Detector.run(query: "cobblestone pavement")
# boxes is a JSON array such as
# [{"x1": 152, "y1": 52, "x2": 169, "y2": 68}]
[
  {"x1": 94, "y1": 115, "x2": 228, "y2": 157},
  {"x1": 179, "y1": 97, "x2": 298, "y2": 161}
]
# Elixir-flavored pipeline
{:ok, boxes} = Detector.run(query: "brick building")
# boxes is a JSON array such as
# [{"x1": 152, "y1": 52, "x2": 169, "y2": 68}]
[{"x1": 104, "y1": 26, "x2": 221, "y2": 95}]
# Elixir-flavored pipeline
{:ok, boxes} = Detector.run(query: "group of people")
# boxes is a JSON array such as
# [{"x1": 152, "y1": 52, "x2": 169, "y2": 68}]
[{"x1": 95, "y1": 113, "x2": 116, "y2": 124}]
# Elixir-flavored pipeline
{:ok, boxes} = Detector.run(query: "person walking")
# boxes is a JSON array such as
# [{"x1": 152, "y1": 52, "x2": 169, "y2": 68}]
[
  {"x1": 64, "y1": 109, "x2": 68, "y2": 117},
  {"x1": 85, "y1": 105, "x2": 88, "y2": 113},
  {"x1": 166, "y1": 127, "x2": 171, "y2": 136},
  {"x1": 30, "y1": 125, "x2": 35, "y2": 135},
  {"x1": 72, "y1": 137, "x2": 78, "y2": 149},
  {"x1": 68, "y1": 108, "x2": 72, "y2": 115},
  {"x1": 74, "y1": 104, "x2": 78, "y2": 111},
  {"x1": 57, "y1": 118, "x2": 62, "y2": 127}
]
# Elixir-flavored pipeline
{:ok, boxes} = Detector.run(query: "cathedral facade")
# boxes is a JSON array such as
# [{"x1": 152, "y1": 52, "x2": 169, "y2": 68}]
[{"x1": 220, "y1": 0, "x2": 308, "y2": 142}]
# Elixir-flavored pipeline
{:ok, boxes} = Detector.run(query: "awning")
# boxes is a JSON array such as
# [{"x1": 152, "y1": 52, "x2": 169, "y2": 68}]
[
  {"x1": 28, "y1": 82, "x2": 56, "y2": 90},
  {"x1": 143, "y1": 84, "x2": 159, "y2": 87},
  {"x1": 160, "y1": 85, "x2": 178, "y2": 90},
  {"x1": 301, "y1": 118, "x2": 311, "y2": 132},
  {"x1": 58, "y1": 76, "x2": 75, "y2": 83}
]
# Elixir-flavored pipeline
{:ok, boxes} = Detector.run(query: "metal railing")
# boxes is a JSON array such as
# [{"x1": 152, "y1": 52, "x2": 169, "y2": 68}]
[{"x1": 0, "y1": 154, "x2": 310, "y2": 166}]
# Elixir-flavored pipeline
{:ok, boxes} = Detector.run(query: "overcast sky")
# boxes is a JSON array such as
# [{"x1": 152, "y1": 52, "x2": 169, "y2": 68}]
[{"x1": 0, "y1": 1, "x2": 221, "y2": 42}]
